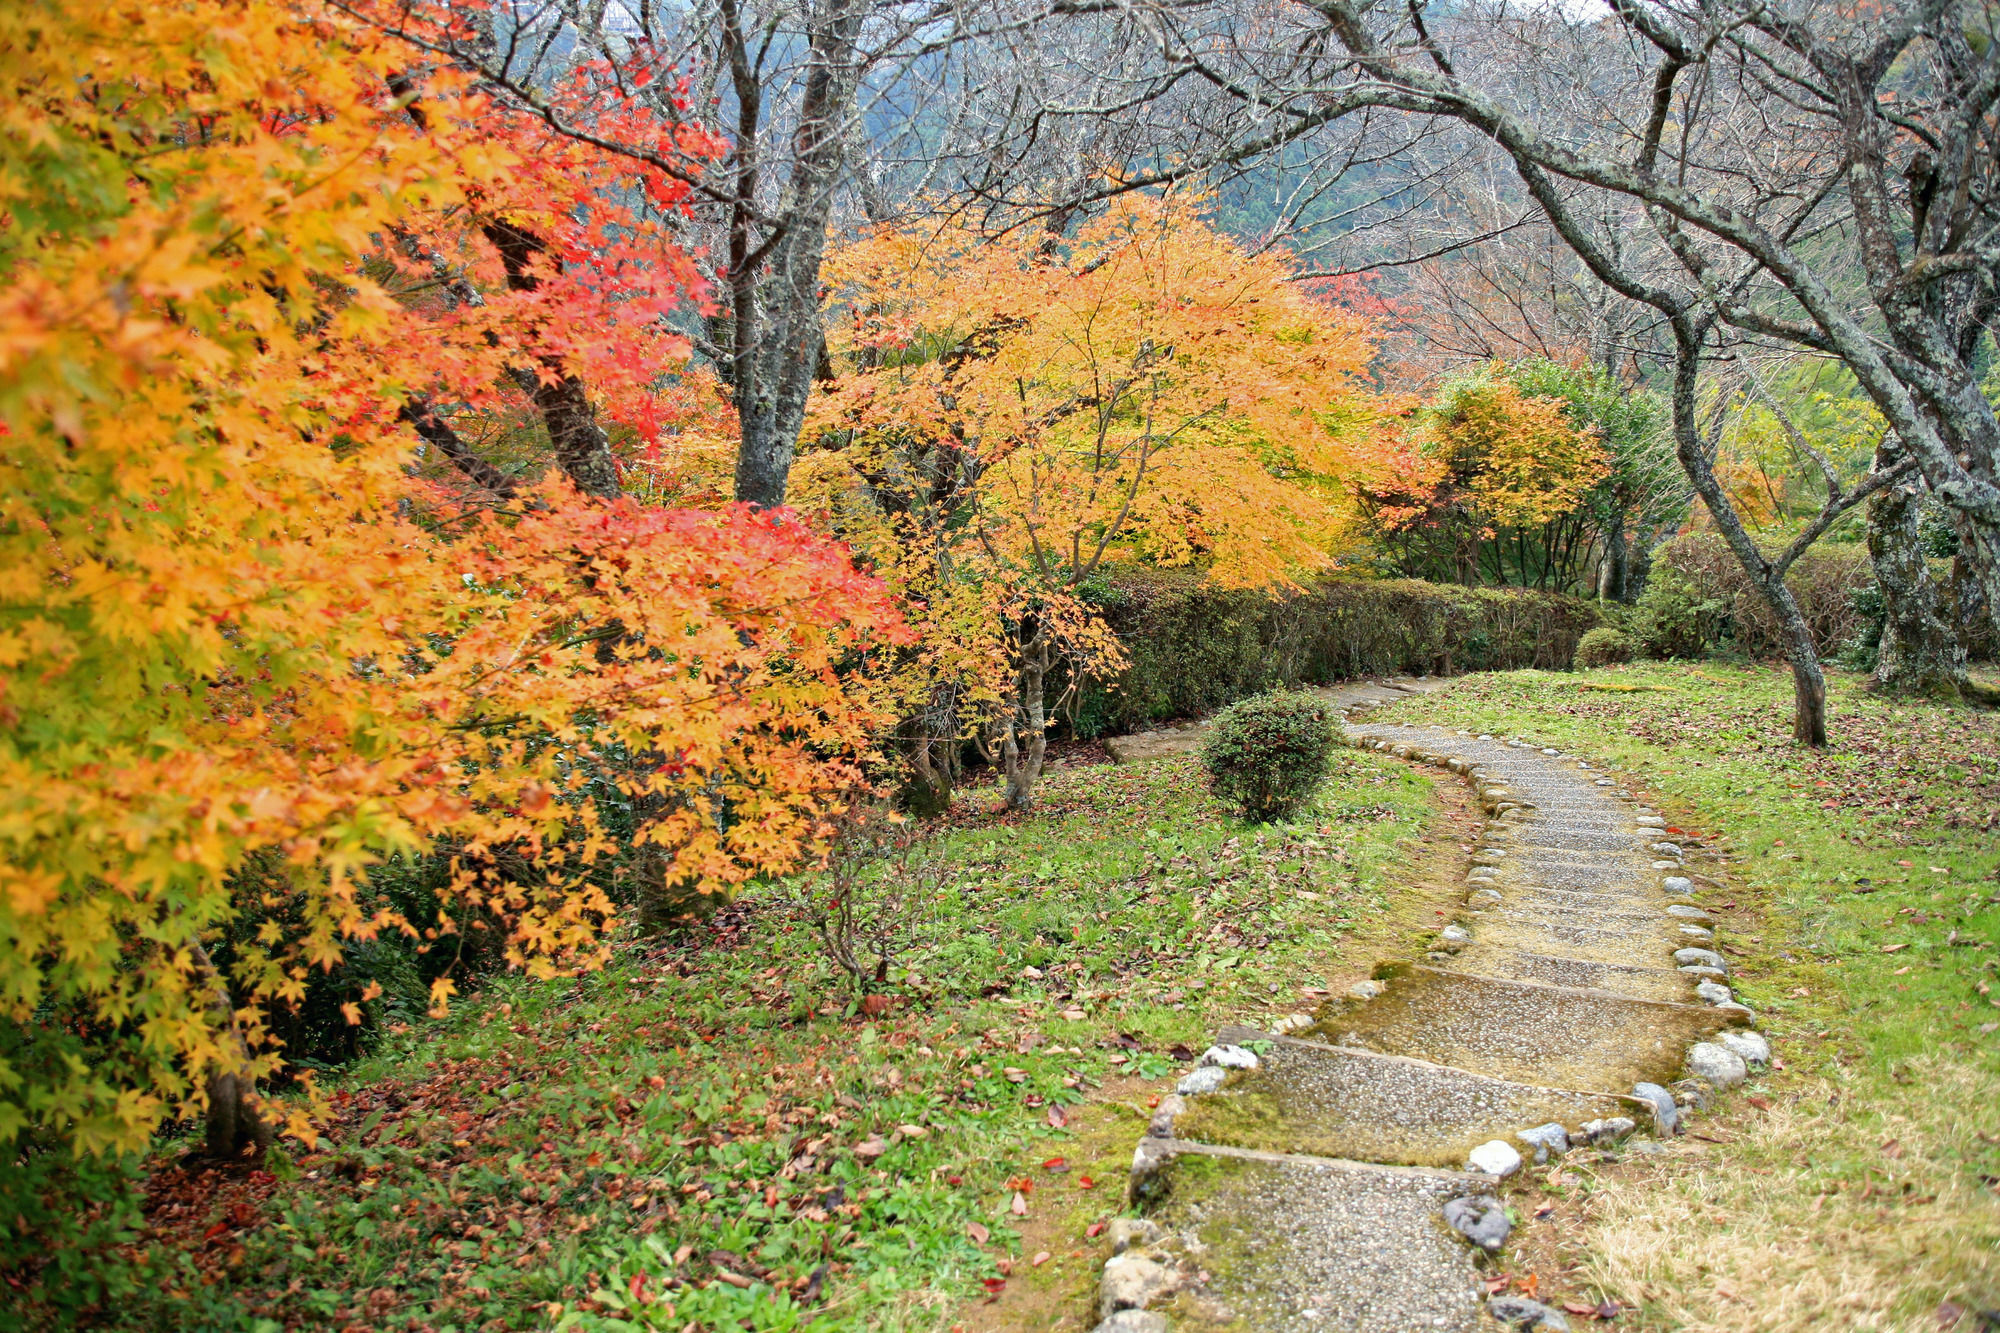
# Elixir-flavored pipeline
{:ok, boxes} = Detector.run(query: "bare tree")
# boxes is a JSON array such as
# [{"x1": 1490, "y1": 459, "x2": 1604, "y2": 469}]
[{"x1": 999, "y1": 0, "x2": 2000, "y2": 737}]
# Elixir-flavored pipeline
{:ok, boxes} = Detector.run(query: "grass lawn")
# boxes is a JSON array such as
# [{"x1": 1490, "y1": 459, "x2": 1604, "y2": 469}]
[
  {"x1": 1368, "y1": 661, "x2": 2000, "y2": 1332},
  {"x1": 32, "y1": 662, "x2": 2000, "y2": 1332},
  {"x1": 32, "y1": 747, "x2": 1458, "y2": 1332}
]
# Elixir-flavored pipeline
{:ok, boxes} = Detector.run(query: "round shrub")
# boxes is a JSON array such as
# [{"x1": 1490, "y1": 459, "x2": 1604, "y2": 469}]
[
  {"x1": 1572, "y1": 626, "x2": 1636, "y2": 670},
  {"x1": 1199, "y1": 691, "x2": 1340, "y2": 822}
]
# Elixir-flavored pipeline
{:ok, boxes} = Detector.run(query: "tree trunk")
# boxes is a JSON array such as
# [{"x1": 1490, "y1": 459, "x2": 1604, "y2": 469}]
[
  {"x1": 1003, "y1": 630, "x2": 1050, "y2": 810},
  {"x1": 480, "y1": 220, "x2": 622, "y2": 499},
  {"x1": 1663, "y1": 318, "x2": 1828, "y2": 745},
  {"x1": 1598, "y1": 509, "x2": 1628, "y2": 601},
  {"x1": 188, "y1": 943, "x2": 273, "y2": 1164},
  {"x1": 1866, "y1": 436, "x2": 1967, "y2": 699}
]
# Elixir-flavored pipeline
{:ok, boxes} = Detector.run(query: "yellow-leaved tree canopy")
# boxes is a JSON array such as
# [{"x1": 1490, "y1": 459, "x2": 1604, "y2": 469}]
[
  {"x1": 800, "y1": 196, "x2": 1387, "y2": 807},
  {"x1": 0, "y1": 0, "x2": 898, "y2": 1158}
]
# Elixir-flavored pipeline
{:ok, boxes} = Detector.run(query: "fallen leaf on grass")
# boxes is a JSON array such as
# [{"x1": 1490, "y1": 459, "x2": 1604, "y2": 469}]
[
  {"x1": 1031, "y1": 1250, "x2": 1051, "y2": 1267},
  {"x1": 1075, "y1": 1175, "x2": 1097, "y2": 1190},
  {"x1": 1011, "y1": 1192, "x2": 1028, "y2": 1216},
  {"x1": 967, "y1": 1221, "x2": 990, "y2": 1244},
  {"x1": 1042, "y1": 1156, "x2": 1069, "y2": 1172},
  {"x1": 1047, "y1": 1105, "x2": 1068, "y2": 1129},
  {"x1": 982, "y1": 1277, "x2": 1006, "y2": 1295},
  {"x1": 1882, "y1": 943, "x2": 1909, "y2": 953},
  {"x1": 1085, "y1": 1222, "x2": 1106, "y2": 1238}
]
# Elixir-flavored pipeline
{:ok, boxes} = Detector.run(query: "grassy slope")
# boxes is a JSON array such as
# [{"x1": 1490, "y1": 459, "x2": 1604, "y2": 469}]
[
  {"x1": 57, "y1": 748, "x2": 1454, "y2": 1333},
  {"x1": 1372, "y1": 662, "x2": 2000, "y2": 1332}
]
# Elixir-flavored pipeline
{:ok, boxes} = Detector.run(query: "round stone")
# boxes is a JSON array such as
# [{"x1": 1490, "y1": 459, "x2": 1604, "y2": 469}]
[
  {"x1": 1467, "y1": 1139, "x2": 1523, "y2": 1178},
  {"x1": 1631, "y1": 1081, "x2": 1679, "y2": 1134},
  {"x1": 1442, "y1": 1193, "x2": 1512, "y2": 1251},
  {"x1": 1175, "y1": 1066, "x2": 1227, "y2": 1096},
  {"x1": 1674, "y1": 947, "x2": 1726, "y2": 971},
  {"x1": 1201, "y1": 1044, "x2": 1259, "y2": 1071},
  {"x1": 1695, "y1": 979, "x2": 1735, "y2": 1006},
  {"x1": 1718, "y1": 1030, "x2": 1771, "y2": 1067},
  {"x1": 1686, "y1": 1041, "x2": 1748, "y2": 1088}
]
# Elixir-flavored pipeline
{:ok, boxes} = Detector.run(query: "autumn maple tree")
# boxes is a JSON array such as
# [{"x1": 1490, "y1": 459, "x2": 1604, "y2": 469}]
[
  {"x1": 0, "y1": 0, "x2": 899, "y2": 1161},
  {"x1": 1359, "y1": 366, "x2": 1611, "y2": 588},
  {"x1": 801, "y1": 197, "x2": 1385, "y2": 807}
]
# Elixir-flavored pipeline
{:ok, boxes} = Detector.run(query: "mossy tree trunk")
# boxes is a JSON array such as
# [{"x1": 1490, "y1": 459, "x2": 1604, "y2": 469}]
[{"x1": 1866, "y1": 436, "x2": 1967, "y2": 700}]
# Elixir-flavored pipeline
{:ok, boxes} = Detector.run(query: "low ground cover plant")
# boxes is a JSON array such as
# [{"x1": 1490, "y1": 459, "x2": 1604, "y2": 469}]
[{"x1": 11, "y1": 750, "x2": 1435, "y2": 1330}]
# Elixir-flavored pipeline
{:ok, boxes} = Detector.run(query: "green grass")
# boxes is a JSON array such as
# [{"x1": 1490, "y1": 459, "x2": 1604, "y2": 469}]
[
  {"x1": 32, "y1": 749, "x2": 1439, "y2": 1332},
  {"x1": 1371, "y1": 661, "x2": 2000, "y2": 1331}
]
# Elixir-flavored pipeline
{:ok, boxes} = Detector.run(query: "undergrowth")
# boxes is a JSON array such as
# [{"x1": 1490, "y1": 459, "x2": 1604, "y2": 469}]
[{"x1": 18, "y1": 749, "x2": 1437, "y2": 1332}]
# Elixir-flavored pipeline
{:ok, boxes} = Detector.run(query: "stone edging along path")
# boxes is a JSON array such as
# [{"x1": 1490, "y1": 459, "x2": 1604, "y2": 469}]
[{"x1": 1081, "y1": 688, "x2": 1775, "y2": 1333}]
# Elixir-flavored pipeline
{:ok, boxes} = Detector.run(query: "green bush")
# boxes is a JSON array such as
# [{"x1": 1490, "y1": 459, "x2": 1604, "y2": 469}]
[
  {"x1": 1631, "y1": 532, "x2": 1873, "y2": 660},
  {"x1": 1199, "y1": 691, "x2": 1340, "y2": 822},
  {"x1": 1573, "y1": 627, "x2": 1637, "y2": 670},
  {"x1": 1073, "y1": 570, "x2": 1603, "y2": 735}
]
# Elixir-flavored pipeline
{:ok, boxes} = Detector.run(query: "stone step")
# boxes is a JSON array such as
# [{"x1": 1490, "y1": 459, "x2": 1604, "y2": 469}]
[
  {"x1": 1170, "y1": 1032, "x2": 1629, "y2": 1169},
  {"x1": 1515, "y1": 827, "x2": 1645, "y2": 852},
  {"x1": 1450, "y1": 916, "x2": 1686, "y2": 970},
  {"x1": 1308, "y1": 966, "x2": 1729, "y2": 1090},
  {"x1": 1448, "y1": 950, "x2": 1693, "y2": 1004},
  {"x1": 1128, "y1": 1139, "x2": 1483, "y2": 1332}
]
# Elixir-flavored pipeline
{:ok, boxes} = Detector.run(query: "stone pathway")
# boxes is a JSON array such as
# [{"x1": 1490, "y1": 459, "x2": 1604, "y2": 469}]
[{"x1": 1089, "y1": 692, "x2": 1771, "y2": 1332}]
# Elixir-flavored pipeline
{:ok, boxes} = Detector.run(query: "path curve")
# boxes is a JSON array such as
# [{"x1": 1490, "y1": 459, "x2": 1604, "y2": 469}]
[{"x1": 1087, "y1": 691, "x2": 1771, "y2": 1333}]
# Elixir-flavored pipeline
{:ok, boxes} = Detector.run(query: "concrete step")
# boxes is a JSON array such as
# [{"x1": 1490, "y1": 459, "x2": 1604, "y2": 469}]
[
  {"x1": 1448, "y1": 949, "x2": 1693, "y2": 1004},
  {"x1": 1171, "y1": 1031, "x2": 1629, "y2": 1169},
  {"x1": 1309, "y1": 966, "x2": 1729, "y2": 1090},
  {"x1": 1128, "y1": 1139, "x2": 1483, "y2": 1332}
]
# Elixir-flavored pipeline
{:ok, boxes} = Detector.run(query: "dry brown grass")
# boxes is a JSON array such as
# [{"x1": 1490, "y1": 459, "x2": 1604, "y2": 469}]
[{"x1": 1579, "y1": 1055, "x2": 2000, "y2": 1332}]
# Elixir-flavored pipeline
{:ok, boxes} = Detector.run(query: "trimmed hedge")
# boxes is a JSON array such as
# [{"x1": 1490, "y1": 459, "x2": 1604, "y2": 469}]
[{"x1": 1073, "y1": 568, "x2": 1603, "y2": 736}]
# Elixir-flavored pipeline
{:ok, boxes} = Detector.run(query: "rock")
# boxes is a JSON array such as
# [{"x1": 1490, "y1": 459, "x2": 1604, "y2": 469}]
[
  {"x1": 1443, "y1": 1194, "x2": 1512, "y2": 1252},
  {"x1": 1515, "y1": 1122, "x2": 1570, "y2": 1164},
  {"x1": 1695, "y1": 979, "x2": 1735, "y2": 1006},
  {"x1": 1128, "y1": 1138, "x2": 1174, "y2": 1205},
  {"x1": 1467, "y1": 1139, "x2": 1523, "y2": 1178},
  {"x1": 1662, "y1": 875, "x2": 1694, "y2": 896},
  {"x1": 1469, "y1": 888, "x2": 1504, "y2": 907},
  {"x1": 1482, "y1": 787, "x2": 1513, "y2": 801},
  {"x1": 1679, "y1": 965, "x2": 1727, "y2": 980},
  {"x1": 1718, "y1": 1030, "x2": 1771, "y2": 1067},
  {"x1": 1686, "y1": 1041, "x2": 1748, "y2": 1088},
  {"x1": 1653, "y1": 860, "x2": 1681, "y2": 871},
  {"x1": 1634, "y1": 815, "x2": 1666, "y2": 828},
  {"x1": 1679, "y1": 925, "x2": 1715, "y2": 940},
  {"x1": 1146, "y1": 1095, "x2": 1186, "y2": 1139},
  {"x1": 1674, "y1": 947, "x2": 1726, "y2": 971},
  {"x1": 1488, "y1": 1295, "x2": 1571, "y2": 1330},
  {"x1": 1670, "y1": 1078, "x2": 1713, "y2": 1111},
  {"x1": 1106, "y1": 1218, "x2": 1163, "y2": 1255},
  {"x1": 1347, "y1": 979, "x2": 1385, "y2": 1001},
  {"x1": 1649, "y1": 841, "x2": 1683, "y2": 857},
  {"x1": 1631, "y1": 1082, "x2": 1679, "y2": 1134},
  {"x1": 1439, "y1": 924, "x2": 1471, "y2": 945},
  {"x1": 1176, "y1": 1066, "x2": 1227, "y2": 1096},
  {"x1": 1595, "y1": 778, "x2": 1616, "y2": 786},
  {"x1": 1200, "y1": 1044, "x2": 1259, "y2": 1071},
  {"x1": 1092, "y1": 1312, "x2": 1169, "y2": 1333},
  {"x1": 1100, "y1": 1253, "x2": 1176, "y2": 1318},
  {"x1": 1579, "y1": 1116, "x2": 1635, "y2": 1145},
  {"x1": 1666, "y1": 904, "x2": 1712, "y2": 921}
]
